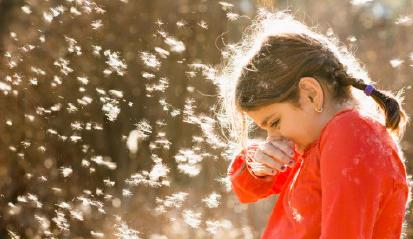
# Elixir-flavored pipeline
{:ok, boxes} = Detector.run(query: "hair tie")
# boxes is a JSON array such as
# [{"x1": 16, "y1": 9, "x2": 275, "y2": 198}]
[{"x1": 364, "y1": 84, "x2": 375, "y2": 96}]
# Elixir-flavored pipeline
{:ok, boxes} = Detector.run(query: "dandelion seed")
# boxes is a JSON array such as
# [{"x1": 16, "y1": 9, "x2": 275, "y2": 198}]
[
  {"x1": 127, "y1": 130, "x2": 140, "y2": 154},
  {"x1": 154, "y1": 18, "x2": 164, "y2": 26},
  {"x1": 23, "y1": 193, "x2": 42, "y2": 208},
  {"x1": 52, "y1": 210, "x2": 69, "y2": 231},
  {"x1": 199, "y1": 115, "x2": 226, "y2": 148},
  {"x1": 141, "y1": 71, "x2": 155, "y2": 79},
  {"x1": 56, "y1": 202, "x2": 71, "y2": 210},
  {"x1": 109, "y1": 197, "x2": 120, "y2": 207},
  {"x1": 77, "y1": 76, "x2": 89, "y2": 85},
  {"x1": 154, "y1": 132, "x2": 172, "y2": 150},
  {"x1": 8, "y1": 230, "x2": 20, "y2": 239},
  {"x1": 148, "y1": 234, "x2": 168, "y2": 239},
  {"x1": 96, "y1": 88, "x2": 106, "y2": 95},
  {"x1": 35, "y1": 214, "x2": 50, "y2": 230},
  {"x1": 103, "y1": 50, "x2": 127, "y2": 76},
  {"x1": 157, "y1": 192, "x2": 188, "y2": 209},
  {"x1": 31, "y1": 66, "x2": 46, "y2": 75},
  {"x1": 91, "y1": 19, "x2": 103, "y2": 29},
  {"x1": 108, "y1": 89, "x2": 123, "y2": 98},
  {"x1": 154, "y1": 47, "x2": 170, "y2": 59},
  {"x1": 0, "y1": 81, "x2": 11, "y2": 94},
  {"x1": 92, "y1": 45, "x2": 102, "y2": 56},
  {"x1": 176, "y1": 20, "x2": 186, "y2": 27},
  {"x1": 82, "y1": 159, "x2": 91, "y2": 167},
  {"x1": 39, "y1": 176, "x2": 48, "y2": 182},
  {"x1": 38, "y1": 146, "x2": 46, "y2": 152},
  {"x1": 390, "y1": 58, "x2": 404, "y2": 68},
  {"x1": 103, "y1": 178, "x2": 115, "y2": 187},
  {"x1": 51, "y1": 75, "x2": 62, "y2": 87},
  {"x1": 122, "y1": 189, "x2": 132, "y2": 197},
  {"x1": 135, "y1": 119, "x2": 152, "y2": 137},
  {"x1": 21, "y1": 141, "x2": 31, "y2": 148},
  {"x1": 91, "y1": 231, "x2": 105, "y2": 238},
  {"x1": 8, "y1": 61, "x2": 17, "y2": 69},
  {"x1": 178, "y1": 164, "x2": 201, "y2": 177},
  {"x1": 43, "y1": 12, "x2": 54, "y2": 22},
  {"x1": 114, "y1": 218, "x2": 141, "y2": 239},
  {"x1": 93, "y1": 123, "x2": 103, "y2": 130},
  {"x1": 78, "y1": 96, "x2": 93, "y2": 106},
  {"x1": 51, "y1": 103, "x2": 62, "y2": 112},
  {"x1": 206, "y1": 219, "x2": 232, "y2": 234},
  {"x1": 182, "y1": 209, "x2": 202, "y2": 228},
  {"x1": 9, "y1": 32, "x2": 18, "y2": 42},
  {"x1": 395, "y1": 15, "x2": 413, "y2": 26},
  {"x1": 8, "y1": 202, "x2": 21, "y2": 216},
  {"x1": 71, "y1": 121, "x2": 83, "y2": 130},
  {"x1": 94, "y1": 6, "x2": 106, "y2": 14},
  {"x1": 226, "y1": 12, "x2": 240, "y2": 21},
  {"x1": 350, "y1": 0, "x2": 373, "y2": 6},
  {"x1": 202, "y1": 192, "x2": 221, "y2": 208},
  {"x1": 70, "y1": 135, "x2": 82, "y2": 142},
  {"x1": 164, "y1": 36, "x2": 186, "y2": 53},
  {"x1": 218, "y1": 1, "x2": 234, "y2": 10},
  {"x1": 60, "y1": 167, "x2": 73, "y2": 177},
  {"x1": 102, "y1": 101, "x2": 120, "y2": 121},
  {"x1": 70, "y1": 7, "x2": 81, "y2": 15},
  {"x1": 91, "y1": 155, "x2": 117, "y2": 170},
  {"x1": 126, "y1": 164, "x2": 170, "y2": 187},
  {"x1": 65, "y1": 36, "x2": 82, "y2": 55},
  {"x1": 70, "y1": 210, "x2": 84, "y2": 221},
  {"x1": 198, "y1": 20, "x2": 208, "y2": 29},
  {"x1": 149, "y1": 163, "x2": 170, "y2": 181},
  {"x1": 54, "y1": 58, "x2": 73, "y2": 75},
  {"x1": 21, "y1": 44, "x2": 35, "y2": 52},
  {"x1": 140, "y1": 51, "x2": 161, "y2": 70},
  {"x1": 347, "y1": 36, "x2": 357, "y2": 42},
  {"x1": 67, "y1": 103, "x2": 78, "y2": 113},
  {"x1": 21, "y1": 5, "x2": 32, "y2": 14},
  {"x1": 175, "y1": 149, "x2": 202, "y2": 176},
  {"x1": 29, "y1": 78, "x2": 38, "y2": 85}
]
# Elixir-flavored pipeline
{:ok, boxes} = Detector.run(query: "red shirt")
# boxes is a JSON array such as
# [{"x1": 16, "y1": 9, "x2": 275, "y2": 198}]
[{"x1": 228, "y1": 108, "x2": 410, "y2": 239}]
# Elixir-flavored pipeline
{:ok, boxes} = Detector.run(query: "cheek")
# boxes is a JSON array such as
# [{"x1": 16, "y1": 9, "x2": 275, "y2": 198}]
[{"x1": 281, "y1": 113, "x2": 309, "y2": 144}]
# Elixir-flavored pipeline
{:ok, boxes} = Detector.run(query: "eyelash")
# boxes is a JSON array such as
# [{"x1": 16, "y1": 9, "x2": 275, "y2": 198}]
[{"x1": 270, "y1": 119, "x2": 280, "y2": 128}]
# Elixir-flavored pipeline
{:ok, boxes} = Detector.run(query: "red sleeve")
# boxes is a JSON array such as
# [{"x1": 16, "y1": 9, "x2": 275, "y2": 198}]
[
  {"x1": 227, "y1": 144, "x2": 300, "y2": 203},
  {"x1": 319, "y1": 115, "x2": 390, "y2": 238}
]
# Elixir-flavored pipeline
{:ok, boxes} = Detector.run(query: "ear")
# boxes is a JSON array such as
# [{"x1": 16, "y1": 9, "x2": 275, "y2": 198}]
[{"x1": 298, "y1": 77, "x2": 324, "y2": 109}]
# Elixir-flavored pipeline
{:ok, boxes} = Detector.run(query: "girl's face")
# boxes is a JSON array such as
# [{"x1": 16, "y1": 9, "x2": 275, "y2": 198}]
[
  {"x1": 244, "y1": 77, "x2": 350, "y2": 153},
  {"x1": 245, "y1": 100, "x2": 322, "y2": 153}
]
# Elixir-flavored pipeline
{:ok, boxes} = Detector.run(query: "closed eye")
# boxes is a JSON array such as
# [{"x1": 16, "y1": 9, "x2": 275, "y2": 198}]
[{"x1": 270, "y1": 119, "x2": 280, "y2": 128}]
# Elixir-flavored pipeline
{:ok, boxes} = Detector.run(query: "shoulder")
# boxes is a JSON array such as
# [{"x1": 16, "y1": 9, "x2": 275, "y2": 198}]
[
  {"x1": 320, "y1": 109, "x2": 389, "y2": 152},
  {"x1": 319, "y1": 109, "x2": 396, "y2": 168}
]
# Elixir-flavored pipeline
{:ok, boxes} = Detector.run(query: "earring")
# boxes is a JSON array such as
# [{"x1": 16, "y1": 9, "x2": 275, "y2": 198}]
[{"x1": 314, "y1": 107, "x2": 323, "y2": 113}]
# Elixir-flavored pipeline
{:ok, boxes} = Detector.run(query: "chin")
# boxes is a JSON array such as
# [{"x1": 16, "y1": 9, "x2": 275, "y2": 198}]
[{"x1": 294, "y1": 143, "x2": 305, "y2": 154}]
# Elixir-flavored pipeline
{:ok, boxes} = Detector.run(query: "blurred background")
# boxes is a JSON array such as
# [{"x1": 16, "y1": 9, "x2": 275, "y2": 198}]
[{"x1": 0, "y1": 0, "x2": 412, "y2": 238}]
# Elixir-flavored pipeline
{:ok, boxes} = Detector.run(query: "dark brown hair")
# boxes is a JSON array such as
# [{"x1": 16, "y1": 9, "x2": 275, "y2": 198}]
[{"x1": 217, "y1": 10, "x2": 409, "y2": 149}]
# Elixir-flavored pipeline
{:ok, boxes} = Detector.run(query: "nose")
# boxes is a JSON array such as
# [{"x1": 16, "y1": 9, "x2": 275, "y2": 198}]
[{"x1": 266, "y1": 134, "x2": 283, "y2": 142}]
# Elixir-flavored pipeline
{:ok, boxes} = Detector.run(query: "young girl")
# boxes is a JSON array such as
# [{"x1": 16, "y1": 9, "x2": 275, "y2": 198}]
[{"x1": 218, "y1": 10, "x2": 412, "y2": 239}]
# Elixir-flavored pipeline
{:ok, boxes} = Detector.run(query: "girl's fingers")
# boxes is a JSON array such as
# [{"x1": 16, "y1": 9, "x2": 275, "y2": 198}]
[
  {"x1": 249, "y1": 162, "x2": 279, "y2": 176},
  {"x1": 253, "y1": 150, "x2": 285, "y2": 170},
  {"x1": 260, "y1": 142, "x2": 291, "y2": 165},
  {"x1": 269, "y1": 139, "x2": 295, "y2": 158}
]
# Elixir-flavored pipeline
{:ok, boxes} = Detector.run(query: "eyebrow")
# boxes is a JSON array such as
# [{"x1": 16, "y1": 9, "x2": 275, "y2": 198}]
[{"x1": 260, "y1": 113, "x2": 276, "y2": 128}]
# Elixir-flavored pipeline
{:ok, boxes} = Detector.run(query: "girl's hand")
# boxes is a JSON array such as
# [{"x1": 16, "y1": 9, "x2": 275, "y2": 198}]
[{"x1": 247, "y1": 137, "x2": 296, "y2": 177}]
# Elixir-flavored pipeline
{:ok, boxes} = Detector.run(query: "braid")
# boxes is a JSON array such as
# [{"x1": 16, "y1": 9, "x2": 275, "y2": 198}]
[
  {"x1": 323, "y1": 55, "x2": 409, "y2": 138},
  {"x1": 352, "y1": 79, "x2": 407, "y2": 137}
]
